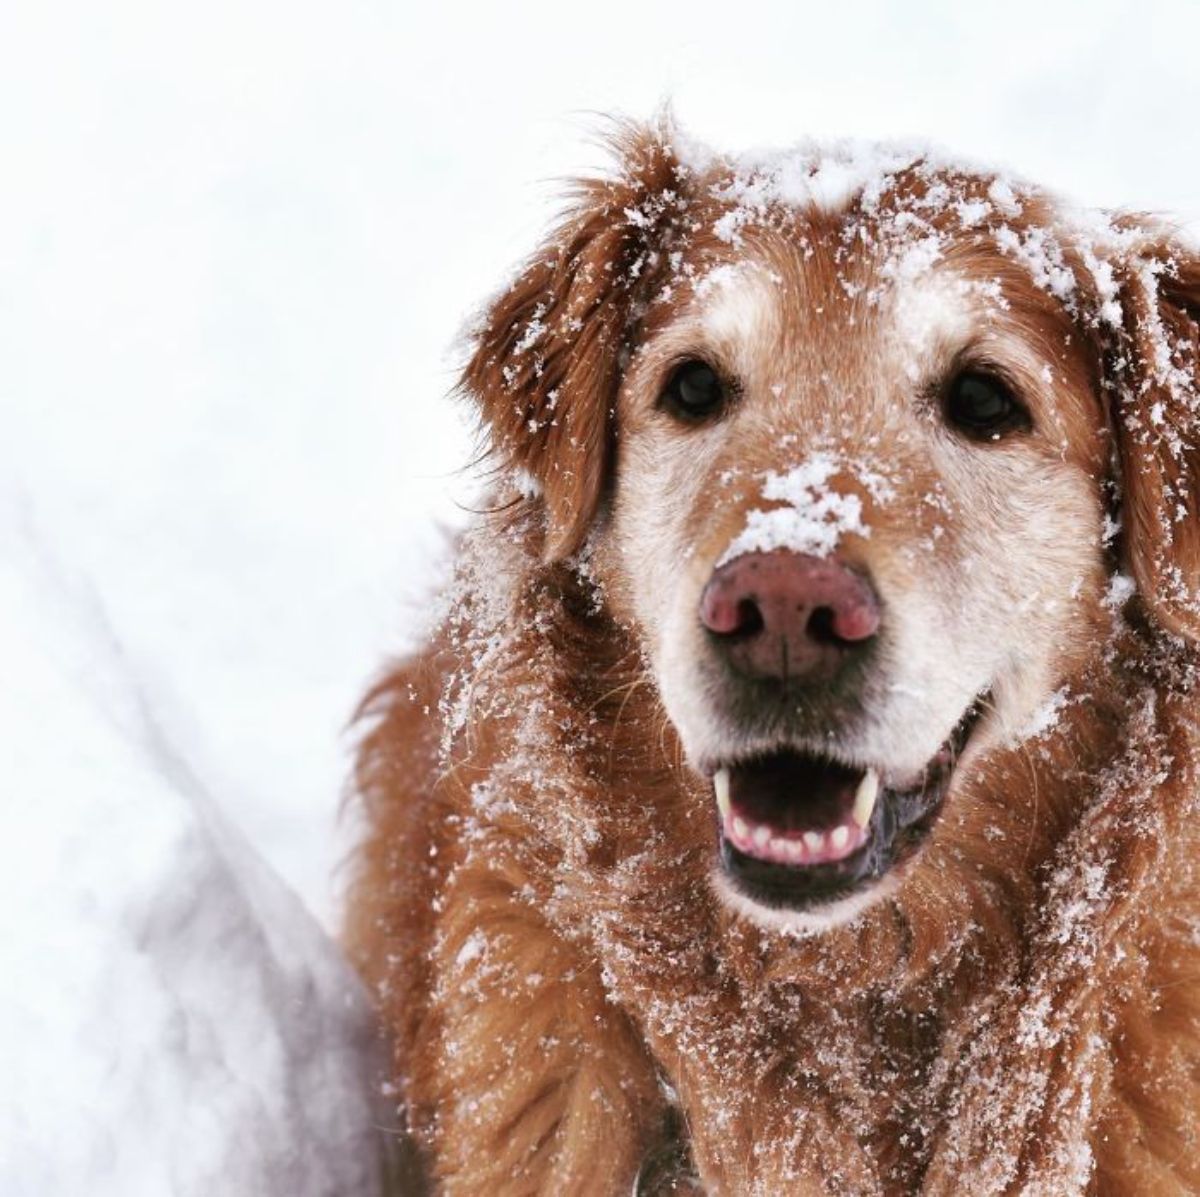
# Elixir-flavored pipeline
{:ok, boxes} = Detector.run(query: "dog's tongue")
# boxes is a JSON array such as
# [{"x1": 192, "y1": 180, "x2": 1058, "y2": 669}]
[{"x1": 714, "y1": 752, "x2": 878, "y2": 866}]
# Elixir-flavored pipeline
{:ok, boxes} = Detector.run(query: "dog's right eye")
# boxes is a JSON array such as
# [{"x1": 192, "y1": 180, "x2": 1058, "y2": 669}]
[{"x1": 660, "y1": 360, "x2": 728, "y2": 422}]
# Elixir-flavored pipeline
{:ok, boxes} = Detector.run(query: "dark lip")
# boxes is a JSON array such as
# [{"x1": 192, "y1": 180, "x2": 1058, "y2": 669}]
[{"x1": 713, "y1": 695, "x2": 988, "y2": 915}]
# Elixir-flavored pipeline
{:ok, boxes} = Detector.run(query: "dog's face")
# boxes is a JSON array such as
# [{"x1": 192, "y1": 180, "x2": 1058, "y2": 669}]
[
  {"x1": 464, "y1": 127, "x2": 1200, "y2": 932},
  {"x1": 602, "y1": 226, "x2": 1111, "y2": 928}
]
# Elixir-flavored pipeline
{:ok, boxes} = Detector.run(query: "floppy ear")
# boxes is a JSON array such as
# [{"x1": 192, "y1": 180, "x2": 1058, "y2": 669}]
[
  {"x1": 1108, "y1": 238, "x2": 1200, "y2": 640},
  {"x1": 460, "y1": 122, "x2": 685, "y2": 561}
]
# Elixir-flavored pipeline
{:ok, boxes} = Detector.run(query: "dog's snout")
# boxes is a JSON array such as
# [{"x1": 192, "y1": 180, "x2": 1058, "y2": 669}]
[{"x1": 699, "y1": 550, "x2": 880, "y2": 682}]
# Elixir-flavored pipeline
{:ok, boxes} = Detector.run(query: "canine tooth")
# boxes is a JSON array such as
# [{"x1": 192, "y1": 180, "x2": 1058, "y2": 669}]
[
  {"x1": 753, "y1": 825, "x2": 771, "y2": 849},
  {"x1": 803, "y1": 830, "x2": 824, "y2": 853},
  {"x1": 714, "y1": 768, "x2": 731, "y2": 818},
  {"x1": 831, "y1": 825, "x2": 851, "y2": 852},
  {"x1": 733, "y1": 816, "x2": 749, "y2": 841},
  {"x1": 852, "y1": 769, "x2": 880, "y2": 829}
]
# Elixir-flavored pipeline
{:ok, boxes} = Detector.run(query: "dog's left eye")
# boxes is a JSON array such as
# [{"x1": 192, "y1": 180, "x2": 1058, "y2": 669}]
[
  {"x1": 660, "y1": 359, "x2": 728, "y2": 422},
  {"x1": 944, "y1": 371, "x2": 1030, "y2": 441}
]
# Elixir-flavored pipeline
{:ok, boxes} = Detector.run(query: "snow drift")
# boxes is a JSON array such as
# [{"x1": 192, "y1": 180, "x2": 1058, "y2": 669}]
[{"x1": 0, "y1": 503, "x2": 390, "y2": 1197}]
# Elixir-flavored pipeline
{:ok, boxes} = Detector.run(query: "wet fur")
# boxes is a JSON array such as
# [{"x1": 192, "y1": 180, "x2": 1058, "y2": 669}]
[{"x1": 345, "y1": 123, "x2": 1200, "y2": 1194}]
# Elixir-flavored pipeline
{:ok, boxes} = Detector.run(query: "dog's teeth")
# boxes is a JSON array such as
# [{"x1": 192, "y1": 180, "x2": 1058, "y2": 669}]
[
  {"x1": 753, "y1": 825, "x2": 771, "y2": 849},
  {"x1": 851, "y1": 768, "x2": 880, "y2": 829},
  {"x1": 786, "y1": 838, "x2": 806, "y2": 862},
  {"x1": 714, "y1": 768, "x2": 731, "y2": 819},
  {"x1": 803, "y1": 830, "x2": 824, "y2": 853},
  {"x1": 830, "y1": 825, "x2": 851, "y2": 852},
  {"x1": 733, "y1": 816, "x2": 749, "y2": 840}
]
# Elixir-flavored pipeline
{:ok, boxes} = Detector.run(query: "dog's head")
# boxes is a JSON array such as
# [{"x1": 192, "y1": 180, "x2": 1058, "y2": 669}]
[{"x1": 462, "y1": 121, "x2": 1200, "y2": 931}]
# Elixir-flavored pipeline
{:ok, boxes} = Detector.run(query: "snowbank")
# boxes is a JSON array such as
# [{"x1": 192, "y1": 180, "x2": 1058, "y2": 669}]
[{"x1": 0, "y1": 505, "x2": 390, "y2": 1197}]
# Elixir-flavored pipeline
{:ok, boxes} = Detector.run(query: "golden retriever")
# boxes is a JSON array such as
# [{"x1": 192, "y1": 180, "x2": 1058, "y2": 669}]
[{"x1": 345, "y1": 119, "x2": 1200, "y2": 1194}]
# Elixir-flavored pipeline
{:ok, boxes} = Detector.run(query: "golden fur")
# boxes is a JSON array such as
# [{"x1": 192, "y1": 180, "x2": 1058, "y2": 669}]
[{"x1": 345, "y1": 122, "x2": 1200, "y2": 1194}]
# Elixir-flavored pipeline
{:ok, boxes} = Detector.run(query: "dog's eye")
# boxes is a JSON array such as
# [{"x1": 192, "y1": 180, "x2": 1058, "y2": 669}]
[
  {"x1": 944, "y1": 371, "x2": 1030, "y2": 441},
  {"x1": 661, "y1": 360, "x2": 728, "y2": 422}
]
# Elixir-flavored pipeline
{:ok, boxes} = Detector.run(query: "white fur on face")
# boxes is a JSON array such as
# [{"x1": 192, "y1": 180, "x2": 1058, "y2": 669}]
[
  {"x1": 711, "y1": 868, "x2": 902, "y2": 936},
  {"x1": 697, "y1": 263, "x2": 781, "y2": 347},
  {"x1": 601, "y1": 247, "x2": 1108, "y2": 929}
]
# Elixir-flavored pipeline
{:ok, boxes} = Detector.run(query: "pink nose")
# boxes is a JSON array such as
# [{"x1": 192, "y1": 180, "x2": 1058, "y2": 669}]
[{"x1": 699, "y1": 550, "x2": 880, "y2": 682}]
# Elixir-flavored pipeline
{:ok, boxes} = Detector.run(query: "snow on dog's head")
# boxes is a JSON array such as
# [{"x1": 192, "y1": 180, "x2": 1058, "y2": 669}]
[{"x1": 461, "y1": 119, "x2": 1200, "y2": 932}]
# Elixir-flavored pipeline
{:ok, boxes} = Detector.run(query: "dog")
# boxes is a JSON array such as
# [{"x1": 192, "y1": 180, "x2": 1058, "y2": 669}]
[{"x1": 345, "y1": 119, "x2": 1200, "y2": 1194}]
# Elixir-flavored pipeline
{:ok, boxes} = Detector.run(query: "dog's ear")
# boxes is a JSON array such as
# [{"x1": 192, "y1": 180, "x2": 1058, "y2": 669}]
[
  {"x1": 461, "y1": 122, "x2": 685, "y2": 561},
  {"x1": 1106, "y1": 237, "x2": 1200, "y2": 640}
]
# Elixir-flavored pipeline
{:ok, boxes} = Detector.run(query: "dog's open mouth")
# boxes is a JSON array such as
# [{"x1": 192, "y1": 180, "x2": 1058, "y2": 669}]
[{"x1": 711, "y1": 699, "x2": 986, "y2": 913}]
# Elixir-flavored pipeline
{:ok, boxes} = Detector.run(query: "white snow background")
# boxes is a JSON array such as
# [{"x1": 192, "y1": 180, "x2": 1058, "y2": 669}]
[{"x1": 2, "y1": 1, "x2": 1198, "y2": 1193}]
